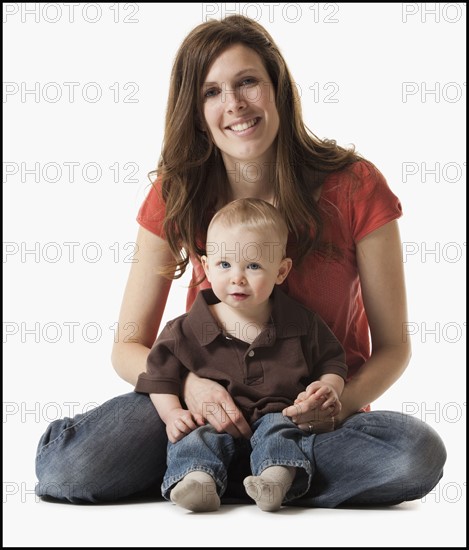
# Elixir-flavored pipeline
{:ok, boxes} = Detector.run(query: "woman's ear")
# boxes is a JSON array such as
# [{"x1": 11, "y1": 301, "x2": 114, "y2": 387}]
[{"x1": 276, "y1": 257, "x2": 292, "y2": 284}]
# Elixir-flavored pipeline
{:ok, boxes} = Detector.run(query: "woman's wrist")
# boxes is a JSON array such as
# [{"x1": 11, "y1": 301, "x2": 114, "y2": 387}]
[{"x1": 334, "y1": 398, "x2": 361, "y2": 425}]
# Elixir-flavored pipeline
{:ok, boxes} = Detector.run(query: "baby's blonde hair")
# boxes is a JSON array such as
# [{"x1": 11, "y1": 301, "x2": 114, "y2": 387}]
[{"x1": 207, "y1": 198, "x2": 289, "y2": 255}]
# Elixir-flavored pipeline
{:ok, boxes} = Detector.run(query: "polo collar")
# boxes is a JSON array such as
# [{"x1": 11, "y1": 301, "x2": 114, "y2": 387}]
[
  {"x1": 187, "y1": 289, "x2": 222, "y2": 346},
  {"x1": 187, "y1": 287, "x2": 310, "y2": 347}
]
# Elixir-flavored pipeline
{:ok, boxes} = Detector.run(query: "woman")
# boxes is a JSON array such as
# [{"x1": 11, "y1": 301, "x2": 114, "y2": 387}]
[{"x1": 36, "y1": 15, "x2": 446, "y2": 506}]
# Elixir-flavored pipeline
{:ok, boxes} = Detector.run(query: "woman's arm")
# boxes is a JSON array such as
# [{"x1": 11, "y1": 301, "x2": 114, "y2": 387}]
[
  {"x1": 337, "y1": 219, "x2": 411, "y2": 420},
  {"x1": 288, "y1": 219, "x2": 411, "y2": 428},
  {"x1": 111, "y1": 226, "x2": 175, "y2": 386}
]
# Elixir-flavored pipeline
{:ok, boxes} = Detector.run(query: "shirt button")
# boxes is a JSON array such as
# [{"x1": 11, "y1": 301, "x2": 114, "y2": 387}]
[{"x1": 248, "y1": 350, "x2": 255, "y2": 357}]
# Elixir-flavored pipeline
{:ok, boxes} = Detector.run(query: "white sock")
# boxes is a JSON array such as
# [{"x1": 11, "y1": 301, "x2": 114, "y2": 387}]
[
  {"x1": 170, "y1": 471, "x2": 220, "y2": 512},
  {"x1": 243, "y1": 466, "x2": 296, "y2": 512}
]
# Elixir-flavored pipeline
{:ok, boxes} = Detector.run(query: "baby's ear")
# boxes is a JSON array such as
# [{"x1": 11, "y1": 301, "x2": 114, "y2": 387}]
[
  {"x1": 276, "y1": 257, "x2": 292, "y2": 284},
  {"x1": 201, "y1": 255, "x2": 211, "y2": 281}
]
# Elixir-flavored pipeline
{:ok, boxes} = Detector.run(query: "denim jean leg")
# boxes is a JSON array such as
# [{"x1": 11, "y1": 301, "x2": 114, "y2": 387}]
[
  {"x1": 250, "y1": 412, "x2": 314, "y2": 501},
  {"x1": 293, "y1": 410, "x2": 447, "y2": 508},
  {"x1": 162, "y1": 425, "x2": 236, "y2": 499},
  {"x1": 35, "y1": 392, "x2": 167, "y2": 503}
]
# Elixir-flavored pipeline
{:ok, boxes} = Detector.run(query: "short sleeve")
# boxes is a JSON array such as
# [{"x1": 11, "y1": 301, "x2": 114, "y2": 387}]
[
  {"x1": 134, "y1": 322, "x2": 185, "y2": 395},
  {"x1": 348, "y1": 161, "x2": 403, "y2": 243},
  {"x1": 136, "y1": 178, "x2": 166, "y2": 239}
]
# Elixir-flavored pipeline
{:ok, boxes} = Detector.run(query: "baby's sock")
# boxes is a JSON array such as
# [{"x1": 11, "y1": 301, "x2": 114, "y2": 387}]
[
  {"x1": 243, "y1": 466, "x2": 296, "y2": 512},
  {"x1": 170, "y1": 471, "x2": 220, "y2": 512}
]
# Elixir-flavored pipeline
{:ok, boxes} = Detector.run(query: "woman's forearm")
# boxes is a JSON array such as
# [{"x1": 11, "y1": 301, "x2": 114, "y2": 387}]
[
  {"x1": 339, "y1": 344, "x2": 412, "y2": 420},
  {"x1": 111, "y1": 342, "x2": 151, "y2": 386}
]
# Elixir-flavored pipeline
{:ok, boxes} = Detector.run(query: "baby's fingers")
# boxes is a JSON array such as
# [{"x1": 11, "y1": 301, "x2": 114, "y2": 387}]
[
  {"x1": 193, "y1": 413, "x2": 206, "y2": 427},
  {"x1": 294, "y1": 391, "x2": 307, "y2": 404},
  {"x1": 321, "y1": 395, "x2": 337, "y2": 410},
  {"x1": 178, "y1": 414, "x2": 198, "y2": 432},
  {"x1": 304, "y1": 381, "x2": 324, "y2": 396}
]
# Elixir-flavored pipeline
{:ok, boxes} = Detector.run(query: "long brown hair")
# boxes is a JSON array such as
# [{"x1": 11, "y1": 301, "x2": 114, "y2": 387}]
[{"x1": 154, "y1": 15, "x2": 362, "y2": 279}]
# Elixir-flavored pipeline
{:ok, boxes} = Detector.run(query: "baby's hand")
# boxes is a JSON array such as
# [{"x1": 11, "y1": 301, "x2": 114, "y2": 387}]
[
  {"x1": 295, "y1": 381, "x2": 342, "y2": 416},
  {"x1": 165, "y1": 408, "x2": 205, "y2": 443}
]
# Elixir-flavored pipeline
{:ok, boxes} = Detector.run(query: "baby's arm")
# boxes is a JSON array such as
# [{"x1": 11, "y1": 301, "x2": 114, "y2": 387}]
[{"x1": 151, "y1": 394, "x2": 205, "y2": 443}]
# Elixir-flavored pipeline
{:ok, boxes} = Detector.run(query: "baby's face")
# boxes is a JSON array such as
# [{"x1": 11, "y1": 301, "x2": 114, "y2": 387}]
[{"x1": 201, "y1": 222, "x2": 291, "y2": 311}]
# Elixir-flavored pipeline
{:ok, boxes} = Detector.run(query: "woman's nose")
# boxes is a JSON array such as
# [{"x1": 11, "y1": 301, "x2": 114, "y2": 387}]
[{"x1": 224, "y1": 88, "x2": 247, "y2": 113}]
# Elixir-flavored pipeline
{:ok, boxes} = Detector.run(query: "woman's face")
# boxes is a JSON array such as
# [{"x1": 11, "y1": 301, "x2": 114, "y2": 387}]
[{"x1": 202, "y1": 44, "x2": 280, "y2": 166}]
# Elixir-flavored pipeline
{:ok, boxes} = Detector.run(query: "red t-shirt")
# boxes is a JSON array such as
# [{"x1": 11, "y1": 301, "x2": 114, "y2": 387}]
[{"x1": 137, "y1": 160, "x2": 402, "y2": 382}]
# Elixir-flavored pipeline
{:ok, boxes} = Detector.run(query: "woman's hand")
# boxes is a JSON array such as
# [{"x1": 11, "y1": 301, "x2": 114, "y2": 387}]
[
  {"x1": 282, "y1": 381, "x2": 344, "y2": 434},
  {"x1": 282, "y1": 400, "x2": 337, "y2": 434},
  {"x1": 183, "y1": 372, "x2": 252, "y2": 439}
]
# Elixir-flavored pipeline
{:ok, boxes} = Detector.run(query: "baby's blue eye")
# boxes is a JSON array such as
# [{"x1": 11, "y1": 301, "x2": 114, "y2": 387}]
[
  {"x1": 248, "y1": 263, "x2": 261, "y2": 270},
  {"x1": 220, "y1": 261, "x2": 231, "y2": 269}
]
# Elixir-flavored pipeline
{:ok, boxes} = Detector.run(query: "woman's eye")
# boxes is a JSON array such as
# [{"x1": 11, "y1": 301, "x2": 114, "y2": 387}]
[
  {"x1": 204, "y1": 88, "x2": 219, "y2": 98},
  {"x1": 241, "y1": 78, "x2": 257, "y2": 86}
]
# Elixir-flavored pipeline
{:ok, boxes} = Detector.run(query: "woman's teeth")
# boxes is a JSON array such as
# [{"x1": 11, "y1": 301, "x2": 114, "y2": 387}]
[{"x1": 229, "y1": 118, "x2": 258, "y2": 132}]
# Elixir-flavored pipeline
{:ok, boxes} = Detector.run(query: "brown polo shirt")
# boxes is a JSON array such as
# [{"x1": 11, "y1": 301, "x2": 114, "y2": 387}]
[{"x1": 135, "y1": 288, "x2": 347, "y2": 424}]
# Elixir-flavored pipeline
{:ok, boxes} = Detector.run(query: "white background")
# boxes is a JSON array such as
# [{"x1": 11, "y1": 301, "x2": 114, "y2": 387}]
[{"x1": 3, "y1": 2, "x2": 466, "y2": 547}]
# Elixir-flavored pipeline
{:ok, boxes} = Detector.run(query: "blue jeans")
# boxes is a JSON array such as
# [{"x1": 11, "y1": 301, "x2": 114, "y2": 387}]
[
  {"x1": 163, "y1": 413, "x2": 313, "y2": 501},
  {"x1": 35, "y1": 392, "x2": 447, "y2": 506}
]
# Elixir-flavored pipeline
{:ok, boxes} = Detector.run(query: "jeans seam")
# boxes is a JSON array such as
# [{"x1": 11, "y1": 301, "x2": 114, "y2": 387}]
[{"x1": 36, "y1": 414, "x2": 91, "y2": 460}]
